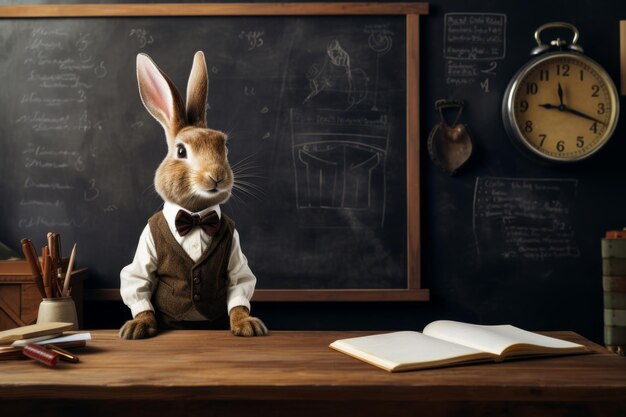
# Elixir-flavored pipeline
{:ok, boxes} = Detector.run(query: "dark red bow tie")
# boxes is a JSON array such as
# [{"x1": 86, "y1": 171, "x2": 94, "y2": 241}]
[{"x1": 175, "y1": 210, "x2": 220, "y2": 237}]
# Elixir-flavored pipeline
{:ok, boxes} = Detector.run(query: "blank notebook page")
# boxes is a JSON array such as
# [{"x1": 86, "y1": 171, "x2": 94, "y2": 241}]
[{"x1": 330, "y1": 331, "x2": 487, "y2": 370}]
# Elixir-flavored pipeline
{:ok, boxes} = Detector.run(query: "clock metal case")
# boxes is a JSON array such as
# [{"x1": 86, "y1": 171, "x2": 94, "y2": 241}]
[{"x1": 502, "y1": 51, "x2": 620, "y2": 163}]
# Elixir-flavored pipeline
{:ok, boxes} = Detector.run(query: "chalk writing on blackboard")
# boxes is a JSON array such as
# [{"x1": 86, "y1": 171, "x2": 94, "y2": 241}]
[
  {"x1": 473, "y1": 177, "x2": 580, "y2": 261},
  {"x1": 129, "y1": 28, "x2": 154, "y2": 49},
  {"x1": 443, "y1": 13, "x2": 506, "y2": 92},
  {"x1": 239, "y1": 30, "x2": 265, "y2": 51},
  {"x1": 16, "y1": 26, "x2": 106, "y2": 229}
]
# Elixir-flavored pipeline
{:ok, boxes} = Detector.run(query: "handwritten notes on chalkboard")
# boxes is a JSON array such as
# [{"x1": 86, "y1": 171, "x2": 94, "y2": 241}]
[
  {"x1": 13, "y1": 25, "x2": 108, "y2": 231},
  {"x1": 444, "y1": 13, "x2": 506, "y2": 92},
  {"x1": 473, "y1": 177, "x2": 580, "y2": 261}
]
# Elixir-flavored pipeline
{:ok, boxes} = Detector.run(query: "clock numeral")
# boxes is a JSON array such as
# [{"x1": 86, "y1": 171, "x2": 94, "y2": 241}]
[
  {"x1": 519, "y1": 100, "x2": 529, "y2": 112},
  {"x1": 540, "y1": 69, "x2": 549, "y2": 81},
  {"x1": 556, "y1": 140, "x2": 565, "y2": 152},
  {"x1": 526, "y1": 82, "x2": 538, "y2": 95},
  {"x1": 590, "y1": 122, "x2": 598, "y2": 133},
  {"x1": 556, "y1": 64, "x2": 570, "y2": 77},
  {"x1": 576, "y1": 136, "x2": 585, "y2": 148},
  {"x1": 538, "y1": 134, "x2": 547, "y2": 148},
  {"x1": 591, "y1": 84, "x2": 600, "y2": 97},
  {"x1": 597, "y1": 102, "x2": 606, "y2": 115},
  {"x1": 580, "y1": 70, "x2": 584, "y2": 81},
  {"x1": 524, "y1": 120, "x2": 533, "y2": 133}
]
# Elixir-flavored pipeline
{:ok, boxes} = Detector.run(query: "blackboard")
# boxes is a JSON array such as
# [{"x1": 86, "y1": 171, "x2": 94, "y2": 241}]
[{"x1": 0, "y1": 3, "x2": 429, "y2": 301}]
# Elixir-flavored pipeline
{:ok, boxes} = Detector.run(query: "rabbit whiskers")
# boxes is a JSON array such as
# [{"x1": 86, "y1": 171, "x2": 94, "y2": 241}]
[
  {"x1": 231, "y1": 155, "x2": 266, "y2": 202},
  {"x1": 141, "y1": 183, "x2": 164, "y2": 208}
]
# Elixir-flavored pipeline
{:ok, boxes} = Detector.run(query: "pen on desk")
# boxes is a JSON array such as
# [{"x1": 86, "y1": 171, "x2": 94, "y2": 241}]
[
  {"x1": 47, "y1": 344, "x2": 80, "y2": 363},
  {"x1": 63, "y1": 244, "x2": 77, "y2": 297},
  {"x1": 20, "y1": 238, "x2": 46, "y2": 299}
]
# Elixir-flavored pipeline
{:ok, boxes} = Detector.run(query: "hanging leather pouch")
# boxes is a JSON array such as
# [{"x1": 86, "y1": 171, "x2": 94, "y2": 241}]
[{"x1": 427, "y1": 99, "x2": 473, "y2": 175}]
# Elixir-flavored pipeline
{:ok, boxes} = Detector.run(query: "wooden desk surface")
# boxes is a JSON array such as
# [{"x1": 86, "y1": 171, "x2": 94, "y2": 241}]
[{"x1": 1, "y1": 330, "x2": 625, "y2": 417}]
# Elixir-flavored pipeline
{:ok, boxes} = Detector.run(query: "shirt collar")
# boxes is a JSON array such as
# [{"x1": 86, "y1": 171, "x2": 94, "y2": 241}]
[{"x1": 162, "y1": 201, "x2": 221, "y2": 230}]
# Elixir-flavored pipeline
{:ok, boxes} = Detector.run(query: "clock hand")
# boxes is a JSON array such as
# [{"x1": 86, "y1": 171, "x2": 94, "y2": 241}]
[
  {"x1": 561, "y1": 105, "x2": 607, "y2": 125},
  {"x1": 538, "y1": 102, "x2": 607, "y2": 125},
  {"x1": 539, "y1": 103, "x2": 606, "y2": 126},
  {"x1": 557, "y1": 82, "x2": 564, "y2": 107}
]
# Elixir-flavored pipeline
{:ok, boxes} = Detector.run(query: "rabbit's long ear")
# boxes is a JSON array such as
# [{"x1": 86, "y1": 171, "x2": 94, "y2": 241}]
[
  {"x1": 136, "y1": 53, "x2": 186, "y2": 138},
  {"x1": 185, "y1": 51, "x2": 208, "y2": 128}
]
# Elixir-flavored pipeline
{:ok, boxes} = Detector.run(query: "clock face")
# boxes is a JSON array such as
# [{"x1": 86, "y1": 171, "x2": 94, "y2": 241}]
[{"x1": 505, "y1": 53, "x2": 619, "y2": 162}]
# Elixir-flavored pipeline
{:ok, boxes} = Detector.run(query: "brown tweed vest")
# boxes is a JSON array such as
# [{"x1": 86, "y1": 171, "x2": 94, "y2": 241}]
[{"x1": 148, "y1": 210, "x2": 234, "y2": 322}]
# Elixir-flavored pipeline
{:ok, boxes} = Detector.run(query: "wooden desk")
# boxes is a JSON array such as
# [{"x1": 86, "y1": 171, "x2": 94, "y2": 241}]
[{"x1": 1, "y1": 330, "x2": 625, "y2": 416}]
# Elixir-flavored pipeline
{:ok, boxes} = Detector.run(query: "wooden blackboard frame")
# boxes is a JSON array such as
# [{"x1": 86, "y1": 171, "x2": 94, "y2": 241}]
[{"x1": 0, "y1": 2, "x2": 429, "y2": 302}]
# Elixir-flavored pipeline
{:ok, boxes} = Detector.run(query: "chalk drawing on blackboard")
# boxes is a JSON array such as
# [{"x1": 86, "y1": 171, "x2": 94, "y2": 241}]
[
  {"x1": 303, "y1": 40, "x2": 369, "y2": 111},
  {"x1": 472, "y1": 177, "x2": 580, "y2": 261},
  {"x1": 290, "y1": 109, "x2": 388, "y2": 228},
  {"x1": 296, "y1": 146, "x2": 381, "y2": 209},
  {"x1": 365, "y1": 25, "x2": 394, "y2": 111}
]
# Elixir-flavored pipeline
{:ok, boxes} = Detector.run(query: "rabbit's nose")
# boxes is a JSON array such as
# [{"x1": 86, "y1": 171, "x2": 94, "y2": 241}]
[
  {"x1": 208, "y1": 173, "x2": 224, "y2": 182},
  {"x1": 207, "y1": 173, "x2": 224, "y2": 189}
]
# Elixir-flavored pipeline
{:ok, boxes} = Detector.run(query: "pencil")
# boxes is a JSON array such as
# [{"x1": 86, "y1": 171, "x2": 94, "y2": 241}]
[
  {"x1": 47, "y1": 254, "x2": 56, "y2": 298},
  {"x1": 42, "y1": 247, "x2": 52, "y2": 299},
  {"x1": 20, "y1": 238, "x2": 46, "y2": 299},
  {"x1": 63, "y1": 244, "x2": 77, "y2": 297}
]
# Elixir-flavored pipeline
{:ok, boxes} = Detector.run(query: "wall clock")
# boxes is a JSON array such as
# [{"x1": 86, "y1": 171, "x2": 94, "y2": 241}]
[{"x1": 502, "y1": 22, "x2": 619, "y2": 163}]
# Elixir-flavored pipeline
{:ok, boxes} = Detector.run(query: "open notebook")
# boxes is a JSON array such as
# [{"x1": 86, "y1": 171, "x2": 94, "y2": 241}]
[{"x1": 330, "y1": 320, "x2": 590, "y2": 372}]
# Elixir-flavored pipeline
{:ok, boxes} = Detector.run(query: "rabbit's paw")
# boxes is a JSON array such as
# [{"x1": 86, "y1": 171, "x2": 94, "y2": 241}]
[
  {"x1": 230, "y1": 306, "x2": 268, "y2": 337},
  {"x1": 119, "y1": 310, "x2": 158, "y2": 339}
]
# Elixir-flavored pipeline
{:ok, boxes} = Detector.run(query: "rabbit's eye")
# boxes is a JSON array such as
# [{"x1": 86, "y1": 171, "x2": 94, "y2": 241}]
[{"x1": 176, "y1": 144, "x2": 187, "y2": 159}]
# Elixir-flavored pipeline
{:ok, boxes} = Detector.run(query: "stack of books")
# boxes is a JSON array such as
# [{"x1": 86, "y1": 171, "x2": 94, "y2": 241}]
[{"x1": 0, "y1": 322, "x2": 90, "y2": 365}]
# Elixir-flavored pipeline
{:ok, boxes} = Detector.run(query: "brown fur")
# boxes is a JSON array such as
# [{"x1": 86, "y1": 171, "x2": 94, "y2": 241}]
[
  {"x1": 154, "y1": 127, "x2": 233, "y2": 212},
  {"x1": 119, "y1": 310, "x2": 157, "y2": 339},
  {"x1": 229, "y1": 306, "x2": 268, "y2": 337}
]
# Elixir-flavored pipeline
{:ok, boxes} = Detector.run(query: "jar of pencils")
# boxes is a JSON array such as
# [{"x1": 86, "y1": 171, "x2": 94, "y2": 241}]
[{"x1": 37, "y1": 297, "x2": 78, "y2": 330}]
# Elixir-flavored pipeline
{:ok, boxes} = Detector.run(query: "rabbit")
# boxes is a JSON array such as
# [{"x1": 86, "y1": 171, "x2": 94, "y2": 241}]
[{"x1": 119, "y1": 51, "x2": 268, "y2": 339}]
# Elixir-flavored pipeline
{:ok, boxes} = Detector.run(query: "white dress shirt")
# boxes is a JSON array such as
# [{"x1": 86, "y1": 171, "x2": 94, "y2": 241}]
[{"x1": 120, "y1": 201, "x2": 256, "y2": 320}]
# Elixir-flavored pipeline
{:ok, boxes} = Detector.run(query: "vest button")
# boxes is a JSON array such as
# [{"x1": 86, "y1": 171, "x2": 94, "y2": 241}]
[
  {"x1": 193, "y1": 294, "x2": 201, "y2": 301},
  {"x1": 193, "y1": 276, "x2": 200, "y2": 284}
]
